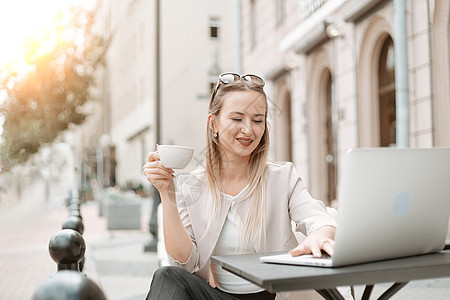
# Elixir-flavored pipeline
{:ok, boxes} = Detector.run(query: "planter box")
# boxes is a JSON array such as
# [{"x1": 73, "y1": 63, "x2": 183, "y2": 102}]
[{"x1": 105, "y1": 198, "x2": 141, "y2": 230}]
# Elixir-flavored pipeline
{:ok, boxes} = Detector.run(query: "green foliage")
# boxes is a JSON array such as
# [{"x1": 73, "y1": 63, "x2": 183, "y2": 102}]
[{"x1": 0, "y1": 6, "x2": 105, "y2": 170}]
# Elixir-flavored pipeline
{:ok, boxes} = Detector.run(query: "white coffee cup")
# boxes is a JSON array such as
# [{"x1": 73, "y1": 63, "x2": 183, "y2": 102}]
[{"x1": 157, "y1": 145, "x2": 194, "y2": 169}]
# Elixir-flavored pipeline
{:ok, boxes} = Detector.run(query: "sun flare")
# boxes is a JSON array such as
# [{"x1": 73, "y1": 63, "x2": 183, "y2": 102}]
[{"x1": 0, "y1": 0, "x2": 95, "y2": 73}]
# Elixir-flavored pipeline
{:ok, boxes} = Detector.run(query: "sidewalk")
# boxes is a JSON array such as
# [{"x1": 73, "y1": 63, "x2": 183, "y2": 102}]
[
  {"x1": 0, "y1": 194, "x2": 159, "y2": 300},
  {"x1": 82, "y1": 199, "x2": 159, "y2": 300}
]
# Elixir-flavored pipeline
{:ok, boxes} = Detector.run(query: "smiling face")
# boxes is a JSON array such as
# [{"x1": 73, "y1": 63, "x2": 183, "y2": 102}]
[{"x1": 210, "y1": 90, "x2": 267, "y2": 162}]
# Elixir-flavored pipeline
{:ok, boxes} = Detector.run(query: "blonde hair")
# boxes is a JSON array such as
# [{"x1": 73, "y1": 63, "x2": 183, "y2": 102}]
[{"x1": 206, "y1": 80, "x2": 269, "y2": 251}]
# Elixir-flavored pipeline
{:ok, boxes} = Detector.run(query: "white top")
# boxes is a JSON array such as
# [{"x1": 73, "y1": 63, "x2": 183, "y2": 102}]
[
  {"x1": 211, "y1": 186, "x2": 263, "y2": 294},
  {"x1": 169, "y1": 162, "x2": 337, "y2": 283}
]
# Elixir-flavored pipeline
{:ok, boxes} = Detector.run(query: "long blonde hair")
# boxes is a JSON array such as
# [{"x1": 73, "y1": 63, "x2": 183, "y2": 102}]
[{"x1": 206, "y1": 80, "x2": 269, "y2": 251}]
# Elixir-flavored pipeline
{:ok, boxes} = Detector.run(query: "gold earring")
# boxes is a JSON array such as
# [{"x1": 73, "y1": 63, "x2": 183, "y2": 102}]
[{"x1": 214, "y1": 132, "x2": 218, "y2": 138}]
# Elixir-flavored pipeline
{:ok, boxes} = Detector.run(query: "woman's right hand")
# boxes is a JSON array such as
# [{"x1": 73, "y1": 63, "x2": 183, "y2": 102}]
[
  {"x1": 144, "y1": 151, "x2": 193, "y2": 262},
  {"x1": 142, "y1": 151, "x2": 175, "y2": 192}
]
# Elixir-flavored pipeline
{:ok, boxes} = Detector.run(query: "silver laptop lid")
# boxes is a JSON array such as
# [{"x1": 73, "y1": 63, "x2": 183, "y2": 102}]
[{"x1": 332, "y1": 148, "x2": 450, "y2": 267}]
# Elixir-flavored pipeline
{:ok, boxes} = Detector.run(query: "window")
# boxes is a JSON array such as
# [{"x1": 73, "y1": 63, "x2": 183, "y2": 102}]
[
  {"x1": 378, "y1": 36, "x2": 396, "y2": 147},
  {"x1": 209, "y1": 18, "x2": 220, "y2": 39},
  {"x1": 325, "y1": 71, "x2": 336, "y2": 202},
  {"x1": 275, "y1": 89, "x2": 293, "y2": 162}
]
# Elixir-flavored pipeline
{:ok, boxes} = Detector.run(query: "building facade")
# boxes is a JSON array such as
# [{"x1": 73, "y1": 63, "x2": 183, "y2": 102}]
[
  {"x1": 240, "y1": 0, "x2": 450, "y2": 206},
  {"x1": 74, "y1": 0, "x2": 240, "y2": 191},
  {"x1": 158, "y1": 0, "x2": 240, "y2": 173},
  {"x1": 73, "y1": 0, "x2": 450, "y2": 203}
]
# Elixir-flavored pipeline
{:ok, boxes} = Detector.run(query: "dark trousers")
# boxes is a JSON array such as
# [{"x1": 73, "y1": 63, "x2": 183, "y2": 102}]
[{"x1": 146, "y1": 266, "x2": 276, "y2": 300}]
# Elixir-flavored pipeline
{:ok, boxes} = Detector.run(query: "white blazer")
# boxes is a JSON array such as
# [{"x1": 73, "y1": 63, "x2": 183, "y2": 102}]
[{"x1": 167, "y1": 161, "x2": 337, "y2": 283}]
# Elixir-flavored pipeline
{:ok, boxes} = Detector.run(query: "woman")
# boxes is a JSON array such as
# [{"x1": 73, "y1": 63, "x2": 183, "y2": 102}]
[{"x1": 143, "y1": 73, "x2": 336, "y2": 299}]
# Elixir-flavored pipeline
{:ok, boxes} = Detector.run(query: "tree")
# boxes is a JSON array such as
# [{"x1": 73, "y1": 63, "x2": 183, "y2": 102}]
[{"x1": 0, "y1": 5, "x2": 105, "y2": 171}]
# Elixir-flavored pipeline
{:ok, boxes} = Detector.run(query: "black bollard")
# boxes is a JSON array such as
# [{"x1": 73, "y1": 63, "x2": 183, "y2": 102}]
[
  {"x1": 49, "y1": 229, "x2": 86, "y2": 272},
  {"x1": 61, "y1": 217, "x2": 85, "y2": 273},
  {"x1": 32, "y1": 270, "x2": 106, "y2": 300},
  {"x1": 78, "y1": 257, "x2": 86, "y2": 273},
  {"x1": 64, "y1": 194, "x2": 84, "y2": 272},
  {"x1": 62, "y1": 215, "x2": 84, "y2": 235},
  {"x1": 64, "y1": 195, "x2": 71, "y2": 208},
  {"x1": 69, "y1": 202, "x2": 82, "y2": 220}
]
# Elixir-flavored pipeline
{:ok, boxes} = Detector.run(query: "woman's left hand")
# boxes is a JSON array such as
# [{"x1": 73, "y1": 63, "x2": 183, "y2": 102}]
[{"x1": 289, "y1": 225, "x2": 336, "y2": 257}]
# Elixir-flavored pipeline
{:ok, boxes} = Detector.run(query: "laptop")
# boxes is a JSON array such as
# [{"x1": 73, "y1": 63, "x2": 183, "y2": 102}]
[{"x1": 260, "y1": 148, "x2": 450, "y2": 267}]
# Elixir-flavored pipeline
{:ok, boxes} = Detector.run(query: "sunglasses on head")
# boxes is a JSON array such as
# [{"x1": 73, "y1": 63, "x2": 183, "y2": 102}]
[{"x1": 211, "y1": 72, "x2": 265, "y2": 99}]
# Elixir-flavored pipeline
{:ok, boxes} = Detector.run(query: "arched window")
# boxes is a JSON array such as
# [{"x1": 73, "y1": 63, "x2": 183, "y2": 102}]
[{"x1": 378, "y1": 36, "x2": 396, "y2": 147}]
